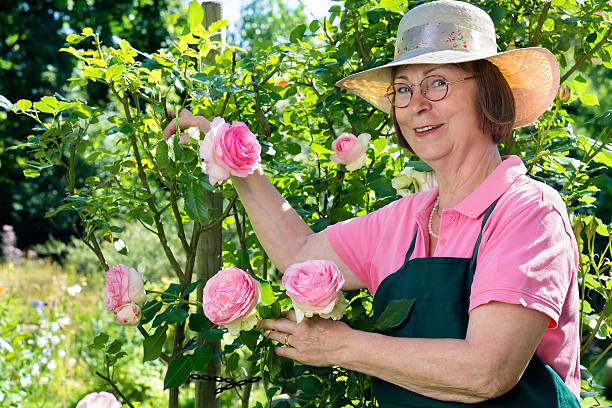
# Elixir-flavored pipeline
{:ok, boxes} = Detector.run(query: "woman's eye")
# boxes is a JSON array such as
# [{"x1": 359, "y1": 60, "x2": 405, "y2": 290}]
[
  {"x1": 431, "y1": 79, "x2": 447, "y2": 87},
  {"x1": 396, "y1": 85, "x2": 411, "y2": 94}
]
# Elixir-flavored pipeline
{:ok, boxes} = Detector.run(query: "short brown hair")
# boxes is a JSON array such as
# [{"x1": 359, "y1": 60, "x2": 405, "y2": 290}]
[{"x1": 391, "y1": 60, "x2": 515, "y2": 151}]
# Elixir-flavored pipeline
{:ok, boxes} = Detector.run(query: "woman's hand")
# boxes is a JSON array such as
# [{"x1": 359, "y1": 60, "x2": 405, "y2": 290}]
[
  {"x1": 162, "y1": 109, "x2": 211, "y2": 142},
  {"x1": 259, "y1": 310, "x2": 353, "y2": 367}
]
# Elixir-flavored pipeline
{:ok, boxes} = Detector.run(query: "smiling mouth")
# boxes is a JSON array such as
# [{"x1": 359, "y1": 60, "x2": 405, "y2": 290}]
[{"x1": 414, "y1": 124, "x2": 443, "y2": 133}]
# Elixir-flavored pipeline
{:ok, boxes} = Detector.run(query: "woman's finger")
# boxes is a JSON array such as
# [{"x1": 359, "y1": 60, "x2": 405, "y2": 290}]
[{"x1": 258, "y1": 317, "x2": 297, "y2": 334}]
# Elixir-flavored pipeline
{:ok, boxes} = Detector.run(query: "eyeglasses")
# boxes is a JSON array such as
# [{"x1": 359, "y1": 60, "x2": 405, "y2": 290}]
[{"x1": 386, "y1": 75, "x2": 477, "y2": 108}]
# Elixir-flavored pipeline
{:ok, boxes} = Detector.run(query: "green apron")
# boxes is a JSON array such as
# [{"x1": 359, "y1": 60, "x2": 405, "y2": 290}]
[{"x1": 371, "y1": 200, "x2": 581, "y2": 407}]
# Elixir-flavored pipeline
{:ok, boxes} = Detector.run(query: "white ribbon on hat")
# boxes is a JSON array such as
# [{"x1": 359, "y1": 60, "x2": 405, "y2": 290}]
[{"x1": 395, "y1": 22, "x2": 497, "y2": 58}]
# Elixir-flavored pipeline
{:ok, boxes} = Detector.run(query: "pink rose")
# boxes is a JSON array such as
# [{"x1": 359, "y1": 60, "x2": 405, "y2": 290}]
[
  {"x1": 202, "y1": 267, "x2": 261, "y2": 334},
  {"x1": 76, "y1": 391, "x2": 122, "y2": 408},
  {"x1": 282, "y1": 260, "x2": 346, "y2": 323},
  {"x1": 114, "y1": 303, "x2": 142, "y2": 326},
  {"x1": 330, "y1": 132, "x2": 371, "y2": 171},
  {"x1": 199, "y1": 117, "x2": 262, "y2": 185},
  {"x1": 104, "y1": 264, "x2": 147, "y2": 314}
]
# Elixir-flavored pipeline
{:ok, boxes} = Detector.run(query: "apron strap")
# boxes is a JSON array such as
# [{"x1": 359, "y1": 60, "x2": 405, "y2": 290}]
[
  {"x1": 401, "y1": 229, "x2": 419, "y2": 266},
  {"x1": 466, "y1": 199, "x2": 499, "y2": 291}
]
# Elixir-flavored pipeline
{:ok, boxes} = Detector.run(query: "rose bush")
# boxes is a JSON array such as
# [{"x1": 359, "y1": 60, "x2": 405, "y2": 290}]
[
  {"x1": 330, "y1": 132, "x2": 371, "y2": 171},
  {"x1": 199, "y1": 117, "x2": 262, "y2": 185},
  {"x1": 282, "y1": 260, "x2": 346, "y2": 323},
  {"x1": 104, "y1": 264, "x2": 147, "y2": 326},
  {"x1": 202, "y1": 266, "x2": 261, "y2": 334},
  {"x1": 76, "y1": 391, "x2": 122, "y2": 408}
]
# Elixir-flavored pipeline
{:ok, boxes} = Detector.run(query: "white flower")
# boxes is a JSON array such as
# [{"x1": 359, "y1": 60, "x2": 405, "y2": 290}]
[
  {"x1": 20, "y1": 374, "x2": 32, "y2": 387},
  {"x1": 36, "y1": 336, "x2": 49, "y2": 348},
  {"x1": 47, "y1": 360, "x2": 56, "y2": 370},
  {"x1": 58, "y1": 349, "x2": 66, "y2": 357},
  {"x1": 66, "y1": 284, "x2": 82, "y2": 296},
  {"x1": 391, "y1": 167, "x2": 437, "y2": 196},
  {"x1": 113, "y1": 239, "x2": 127, "y2": 253},
  {"x1": 50, "y1": 322, "x2": 60, "y2": 332},
  {"x1": 31, "y1": 363, "x2": 40, "y2": 377},
  {"x1": 57, "y1": 315, "x2": 71, "y2": 326},
  {"x1": 51, "y1": 335, "x2": 60, "y2": 346}
]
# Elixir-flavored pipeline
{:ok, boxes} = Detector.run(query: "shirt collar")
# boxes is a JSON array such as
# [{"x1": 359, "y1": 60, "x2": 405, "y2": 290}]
[{"x1": 453, "y1": 155, "x2": 526, "y2": 219}]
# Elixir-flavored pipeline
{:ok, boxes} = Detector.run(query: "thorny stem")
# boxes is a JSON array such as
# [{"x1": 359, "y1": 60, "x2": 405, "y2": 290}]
[
  {"x1": 200, "y1": 194, "x2": 238, "y2": 233},
  {"x1": 95, "y1": 371, "x2": 136, "y2": 408},
  {"x1": 526, "y1": 102, "x2": 560, "y2": 174}
]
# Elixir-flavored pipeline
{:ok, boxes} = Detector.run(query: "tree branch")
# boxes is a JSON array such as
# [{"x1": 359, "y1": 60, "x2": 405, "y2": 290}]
[
  {"x1": 95, "y1": 371, "x2": 136, "y2": 408},
  {"x1": 528, "y1": 1, "x2": 551, "y2": 47},
  {"x1": 560, "y1": 25, "x2": 612, "y2": 83}
]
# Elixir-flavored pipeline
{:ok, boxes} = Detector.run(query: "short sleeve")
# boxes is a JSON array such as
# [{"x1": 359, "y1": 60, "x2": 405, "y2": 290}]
[
  {"x1": 469, "y1": 199, "x2": 577, "y2": 326},
  {"x1": 326, "y1": 199, "x2": 405, "y2": 291}
]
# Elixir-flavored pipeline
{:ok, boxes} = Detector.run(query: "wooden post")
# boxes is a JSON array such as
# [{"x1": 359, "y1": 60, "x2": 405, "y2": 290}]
[{"x1": 195, "y1": 4, "x2": 224, "y2": 408}]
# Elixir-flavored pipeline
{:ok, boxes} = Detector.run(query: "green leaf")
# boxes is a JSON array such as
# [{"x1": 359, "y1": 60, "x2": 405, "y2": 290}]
[
  {"x1": 141, "y1": 300, "x2": 163, "y2": 324},
  {"x1": 379, "y1": 0, "x2": 404, "y2": 13},
  {"x1": 296, "y1": 375, "x2": 322, "y2": 396},
  {"x1": 107, "y1": 340, "x2": 123, "y2": 354},
  {"x1": 310, "y1": 142, "x2": 332, "y2": 154},
  {"x1": 143, "y1": 325, "x2": 167, "y2": 362},
  {"x1": 580, "y1": 94, "x2": 599, "y2": 106},
  {"x1": 372, "y1": 137, "x2": 387, "y2": 153},
  {"x1": 66, "y1": 34, "x2": 84, "y2": 43},
  {"x1": 164, "y1": 354, "x2": 193, "y2": 389},
  {"x1": 89, "y1": 333, "x2": 109, "y2": 350},
  {"x1": 166, "y1": 307, "x2": 189, "y2": 325},
  {"x1": 260, "y1": 281, "x2": 275, "y2": 305},
  {"x1": 156, "y1": 140, "x2": 171, "y2": 169},
  {"x1": 40, "y1": 96, "x2": 59, "y2": 109},
  {"x1": 82, "y1": 27, "x2": 94, "y2": 35},
  {"x1": 188, "y1": 312, "x2": 210, "y2": 332},
  {"x1": 373, "y1": 298, "x2": 415, "y2": 330},
  {"x1": 369, "y1": 177, "x2": 396, "y2": 198},
  {"x1": 184, "y1": 183, "x2": 209, "y2": 221},
  {"x1": 188, "y1": 0, "x2": 204, "y2": 30},
  {"x1": 106, "y1": 64, "x2": 124, "y2": 81},
  {"x1": 17, "y1": 99, "x2": 32, "y2": 111},
  {"x1": 208, "y1": 20, "x2": 228, "y2": 33},
  {"x1": 290, "y1": 24, "x2": 306, "y2": 43},
  {"x1": 162, "y1": 283, "x2": 182, "y2": 302},
  {"x1": 202, "y1": 328, "x2": 224, "y2": 342},
  {"x1": 237, "y1": 249, "x2": 250, "y2": 271},
  {"x1": 240, "y1": 330, "x2": 260, "y2": 351},
  {"x1": 226, "y1": 352, "x2": 239, "y2": 372},
  {"x1": 23, "y1": 169, "x2": 41, "y2": 178},
  {"x1": 33, "y1": 101, "x2": 55, "y2": 114},
  {"x1": 192, "y1": 345, "x2": 213, "y2": 369},
  {"x1": 183, "y1": 279, "x2": 203, "y2": 296}
]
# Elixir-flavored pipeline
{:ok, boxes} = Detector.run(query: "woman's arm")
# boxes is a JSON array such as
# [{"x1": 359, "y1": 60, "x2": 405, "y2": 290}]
[
  {"x1": 162, "y1": 110, "x2": 364, "y2": 290},
  {"x1": 260, "y1": 301, "x2": 549, "y2": 403}
]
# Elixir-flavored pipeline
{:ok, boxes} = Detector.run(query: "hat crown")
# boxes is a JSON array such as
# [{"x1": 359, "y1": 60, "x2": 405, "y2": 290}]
[{"x1": 399, "y1": 0, "x2": 495, "y2": 34}]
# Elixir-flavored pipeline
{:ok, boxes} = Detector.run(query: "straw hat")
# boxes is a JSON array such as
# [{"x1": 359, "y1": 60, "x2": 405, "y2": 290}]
[{"x1": 336, "y1": 0, "x2": 560, "y2": 127}]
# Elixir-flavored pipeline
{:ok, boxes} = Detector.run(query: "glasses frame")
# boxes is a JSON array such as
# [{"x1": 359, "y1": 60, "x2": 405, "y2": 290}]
[{"x1": 386, "y1": 75, "x2": 477, "y2": 108}]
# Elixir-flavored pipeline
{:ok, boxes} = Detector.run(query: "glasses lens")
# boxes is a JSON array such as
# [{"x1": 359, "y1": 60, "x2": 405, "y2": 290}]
[
  {"x1": 388, "y1": 83, "x2": 413, "y2": 108},
  {"x1": 422, "y1": 76, "x2": 448, "y2": 101}
]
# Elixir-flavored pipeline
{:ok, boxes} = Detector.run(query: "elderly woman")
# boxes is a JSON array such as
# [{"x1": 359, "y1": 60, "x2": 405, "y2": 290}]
[{"x1": 164, "y1": 0, "x2": 580, "y2": 406}]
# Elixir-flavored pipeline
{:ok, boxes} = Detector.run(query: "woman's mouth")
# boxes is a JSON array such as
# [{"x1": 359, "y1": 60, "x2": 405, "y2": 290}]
[{"x1": 414, "y1": 124, "x2": 443, "y2": 137}]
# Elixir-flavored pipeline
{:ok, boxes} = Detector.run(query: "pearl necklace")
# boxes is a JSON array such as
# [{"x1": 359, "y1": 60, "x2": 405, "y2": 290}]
[{"x1": 428, "y1": 196, "x2": 440, "y2": 239}]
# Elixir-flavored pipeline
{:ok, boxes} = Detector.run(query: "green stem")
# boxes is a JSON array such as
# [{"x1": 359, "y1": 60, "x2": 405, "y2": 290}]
[{"x1": 146, "y1": 289, "x2": 203, "y2": 307}]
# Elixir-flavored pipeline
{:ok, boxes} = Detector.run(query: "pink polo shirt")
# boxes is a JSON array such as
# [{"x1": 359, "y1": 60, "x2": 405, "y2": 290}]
[{"x1": 327, "y1": 155, "x2": 580, "y2": 395}]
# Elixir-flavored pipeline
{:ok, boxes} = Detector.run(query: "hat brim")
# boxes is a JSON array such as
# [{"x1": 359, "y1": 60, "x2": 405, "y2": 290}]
[{"x1": 336, "y1": 47, "x2": 559, "y2": 128}]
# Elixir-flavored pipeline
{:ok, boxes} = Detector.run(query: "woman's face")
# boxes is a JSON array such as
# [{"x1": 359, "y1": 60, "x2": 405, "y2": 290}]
[{"x1": 393, "y1": 64, "x2": 492, "y2": 164}]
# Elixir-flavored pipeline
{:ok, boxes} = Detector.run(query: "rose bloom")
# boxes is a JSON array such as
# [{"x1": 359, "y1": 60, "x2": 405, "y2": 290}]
[
  {"x1": 282, "y1": 260, "x2": 346, "y2": 323},
  {"x1": 391, "y1": 167, "x2": 437, "y2": 196},
  {"x1": 199, "y1": 117, "x2": 262, "y2": 185},
  {"x1": 114, "y1": 302, "x2": 142, "y2": 326},
  {"x1": 104, "y1": 264, "x2": 147, "y2": 314},
  {"x1": 202, "y1": 267, "x2": 261, "y2": 335},
  {"x1": 76, "y1": 391, "x2": 122, "y2": 408},
  {"x1": 330, "y1": 132, "x2": 371, "y2": 171}
]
